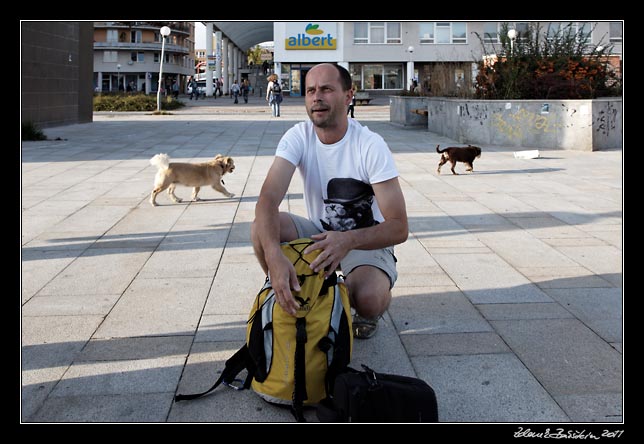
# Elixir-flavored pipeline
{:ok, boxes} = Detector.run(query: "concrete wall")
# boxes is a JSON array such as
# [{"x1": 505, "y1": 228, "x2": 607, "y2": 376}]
[
  {"x1": 389, "y1": 96, "x2": 430, "y2": 127},
  {"x1": 21, "y1": 21, "x2": 94, "y2": 128},
  {"x1": 425, "y1": 97, "x2": 622, "y2": 151}
]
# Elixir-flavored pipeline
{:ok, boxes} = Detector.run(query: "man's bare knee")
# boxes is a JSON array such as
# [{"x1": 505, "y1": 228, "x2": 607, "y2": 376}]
[
  {"x1": 277, "y1": 212, "x2": 299, "y2": 242},
  {"x1": 345, "y1": 266, "x2": 392, "y2": 318}
]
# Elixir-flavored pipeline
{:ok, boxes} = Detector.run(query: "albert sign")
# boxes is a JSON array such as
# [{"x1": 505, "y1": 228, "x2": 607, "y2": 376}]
[{"x1": 285, "y1": 22, "x2": 337, "y2": 50}]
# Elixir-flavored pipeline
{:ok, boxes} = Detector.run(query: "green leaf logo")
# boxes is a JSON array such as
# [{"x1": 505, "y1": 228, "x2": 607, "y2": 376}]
[{"x1": 305, "y1": 23, "x2": 324, "y2": 35}]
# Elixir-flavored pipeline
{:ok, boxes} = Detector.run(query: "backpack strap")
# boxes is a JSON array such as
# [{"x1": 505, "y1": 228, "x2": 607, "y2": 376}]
[
  {"x1": 291, "y1": 317, "x2": 308, "y2": 422},
  {"x1": 174, "y1": 344, "x2": 254, "y2": 402}
]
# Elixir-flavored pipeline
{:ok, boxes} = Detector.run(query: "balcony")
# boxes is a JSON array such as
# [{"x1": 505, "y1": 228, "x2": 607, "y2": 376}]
[
  {"x1": 94, "y1": 21, "x2": 191, "y2": 34},
  {"x1": 94, "y1": 41, "x2": 189, "y2": 54}
]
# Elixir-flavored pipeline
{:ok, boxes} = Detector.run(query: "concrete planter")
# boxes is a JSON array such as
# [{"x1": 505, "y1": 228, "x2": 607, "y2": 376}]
[
  {"x1": 422, "y1": 97, "x2": 622, "y2": 151},
  {"x1": 389, "y1": 95, "x2": 431, "y2": 127}
]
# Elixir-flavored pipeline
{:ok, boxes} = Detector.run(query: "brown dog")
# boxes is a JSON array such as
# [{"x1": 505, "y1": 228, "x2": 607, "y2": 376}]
[
  {"x1": 149, "y1": 153, "x2": 235, "y2": 206},
  {"x1": 436, "y1": 144, "x2": 482, "y2": 175}
]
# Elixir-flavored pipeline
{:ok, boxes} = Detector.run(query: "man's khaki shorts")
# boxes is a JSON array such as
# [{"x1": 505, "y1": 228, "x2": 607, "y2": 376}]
[{"x1": 287, "y1": 213, "x2": 398, "y2": 288}]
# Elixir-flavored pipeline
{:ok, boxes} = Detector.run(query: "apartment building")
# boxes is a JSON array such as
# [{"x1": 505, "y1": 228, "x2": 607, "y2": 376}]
[{"x1": 93, "y1": 21, "x2": 196, "y2": 94}]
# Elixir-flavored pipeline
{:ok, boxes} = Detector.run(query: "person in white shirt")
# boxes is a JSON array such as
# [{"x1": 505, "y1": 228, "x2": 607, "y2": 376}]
[{"x1": 251, "y1": 63, "x2": 408, "y2": 339}]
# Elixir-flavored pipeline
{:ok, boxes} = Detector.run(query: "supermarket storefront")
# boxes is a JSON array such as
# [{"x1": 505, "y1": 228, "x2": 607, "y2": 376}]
[{"x1": 274, "y1": 22, "x2": 407, "y2": 96}]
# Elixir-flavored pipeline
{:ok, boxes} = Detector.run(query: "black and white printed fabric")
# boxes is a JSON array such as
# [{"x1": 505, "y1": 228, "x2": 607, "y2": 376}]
[{"x1": 321, "y1": 178, "x2": 377, "y2": 231}]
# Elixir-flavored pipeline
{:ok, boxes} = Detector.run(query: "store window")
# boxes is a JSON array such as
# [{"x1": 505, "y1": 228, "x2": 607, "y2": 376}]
[{"x1": 350, "y1": 63, "x2": 404, "y2": 90}]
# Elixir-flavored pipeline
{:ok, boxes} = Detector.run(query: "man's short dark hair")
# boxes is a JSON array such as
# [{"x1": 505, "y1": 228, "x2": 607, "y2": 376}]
[{"x1": 330, "y1": 64, "x2": 352, "y2": 91}]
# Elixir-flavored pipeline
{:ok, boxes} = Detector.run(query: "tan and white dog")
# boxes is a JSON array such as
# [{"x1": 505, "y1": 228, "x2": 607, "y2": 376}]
[{"x1": 149, "y1": 153, "x2": 235, "y2": 206}]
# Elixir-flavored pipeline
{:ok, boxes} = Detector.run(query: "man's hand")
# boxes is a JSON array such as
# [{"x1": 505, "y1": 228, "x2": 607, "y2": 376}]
[
  {"x1": 267, "y1": 252, "x2": 301, "y2": 316},
  {"x1": 305, "y1": 231, "x2": 353, "y2": 278}
]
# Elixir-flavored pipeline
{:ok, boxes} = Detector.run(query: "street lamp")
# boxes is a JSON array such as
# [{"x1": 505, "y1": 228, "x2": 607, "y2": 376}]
[
  {"x1": 116, "y1": 63, "x2": 121, "y2": 92},
  {"x1": 406, "y1": 46, "x2": 415, "y2": 91},
  {"x1": 507, "y1": 29, "x2": 517, "y2": 56},
  {"x1": 157, "y1": 26, "x2": 171, "y2": 112}
]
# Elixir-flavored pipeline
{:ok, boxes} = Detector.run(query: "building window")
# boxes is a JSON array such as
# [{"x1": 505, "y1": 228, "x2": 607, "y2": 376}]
[
  {"x1": 609, "y1": 22, "x2": 622, "y2": 43},
  {"x1": 511, "y1": 22, "x2": 530, "y2": 41},
  {"x1": 419, "y1": 22, "x2": 467, "y2": 44},
  {"x1": 103, "y1": 51, "x2": 117, "y2": 62},
  {"x1": 131, "y1": 30, "x2": 142, "y2": 43},
  {"x1": 370, "y1": 22, "x2": 385, "y2": 43},
  {"x1": 483, "y1": 22, "x2": 499, "y2": 43},
  {"x1": 419, "y1": 23, "x2": 434, "y2": 43},
  {"x1": 154, "y1": 52, "x2": 160, "y2": 63},
  {"x1": 106, "y1": 29, "x2": 118, "y2": 43},
  {"x1": 354, "y1": 22, "x2": 368, "y2": 44},
  {"x1": 353, "y1": 22, "x2": 402, "y2": 44},
  {"x1": 452, "y1": 22, "x2": 467, "y2": 43},
  {"x1": 349, "y1": 63, "x2": 404, "y2": 90},
  {"x1": 131, "y1": 52, "x2": 144, "y2": 62},
  {"x1": 386, "y1": 22, "x2": 401, "y2": 44},
  {"x1": 546, "y1": 22, "x2": 591, "y2": 44},
  {"x1": 435, "y1": 22, "x2": 451, "y2": 44}
]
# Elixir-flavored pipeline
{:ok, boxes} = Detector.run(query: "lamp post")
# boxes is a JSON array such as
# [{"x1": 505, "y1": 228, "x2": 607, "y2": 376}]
[
  {"x1": 116, "y1": 63, "x2": 121, "y2": 92},
  {"x1": 406, "y1": 45, "x2": 414, "y2": 91},
  {"x1": 507, "y1": 29, "x2": 517, "y2": 56},
  {"x1": 157, "y1": 26, "x2": 171, "y2": 113}
]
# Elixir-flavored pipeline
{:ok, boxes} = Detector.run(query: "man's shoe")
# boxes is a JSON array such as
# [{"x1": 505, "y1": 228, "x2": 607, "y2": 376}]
[{"x1": 352, "y1": 314, "x2": 379, "y2": 339}]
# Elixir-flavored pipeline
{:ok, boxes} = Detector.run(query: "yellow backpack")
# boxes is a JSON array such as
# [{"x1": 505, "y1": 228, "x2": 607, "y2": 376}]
[{"x1": 175, "y1": 238, "x2": 353, "y2": 421}]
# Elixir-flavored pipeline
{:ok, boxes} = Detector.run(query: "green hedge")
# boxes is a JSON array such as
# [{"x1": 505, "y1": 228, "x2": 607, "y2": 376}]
[
  {"x1": 474, "y1": 23, "x2": 622, "y2": 100},
  {"x1": 93, "y1": 93, "x2": 185, "y2": 112},
  {"x1": 22, "y1": 121, "x2": 47, "y2": 141}
]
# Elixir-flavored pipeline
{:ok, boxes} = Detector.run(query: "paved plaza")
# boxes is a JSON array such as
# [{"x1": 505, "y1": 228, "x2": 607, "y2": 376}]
[{"x1": 21, "y1": 93, "x2": 623, "y2": 424}]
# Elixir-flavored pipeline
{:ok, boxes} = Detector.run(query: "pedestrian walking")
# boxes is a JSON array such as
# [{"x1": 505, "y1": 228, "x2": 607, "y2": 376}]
[
  {"x1": 231, "y1": 80, "x2": 241, "y2": 104},
  {"x1": 266, "y1": 74, "x2": 282, "y2": 117}
]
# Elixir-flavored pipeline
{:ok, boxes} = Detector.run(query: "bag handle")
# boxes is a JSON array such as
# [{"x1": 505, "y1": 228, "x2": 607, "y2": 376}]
[{"x1": 174, "y1": 345, "x2": 254, "y2": 402}]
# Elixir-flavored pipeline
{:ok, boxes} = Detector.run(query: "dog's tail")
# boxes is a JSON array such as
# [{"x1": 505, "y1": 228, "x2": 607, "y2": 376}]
[
  {"x1": 436, "y1": 145, "x2": 446, "y2": 154},
  {"x1": 150, "y1": 153, "x2": 170, "y2": 170}
]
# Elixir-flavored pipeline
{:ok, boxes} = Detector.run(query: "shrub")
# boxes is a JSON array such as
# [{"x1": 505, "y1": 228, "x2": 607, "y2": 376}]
[
  {"x1": 93, "y1": 93, "x2": 185, "y2": 112},
  {"x1": 473, "y1": 23, "x2": 622, "y2": 100},
  {"x1": 22, "y1": 121, "x2": 47, "y2": 141}
]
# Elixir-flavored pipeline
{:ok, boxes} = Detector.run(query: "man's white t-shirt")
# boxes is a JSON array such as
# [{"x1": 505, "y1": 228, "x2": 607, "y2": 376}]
[{"x1": 276, "y1": 118, "x2": 399, "y2": 232}]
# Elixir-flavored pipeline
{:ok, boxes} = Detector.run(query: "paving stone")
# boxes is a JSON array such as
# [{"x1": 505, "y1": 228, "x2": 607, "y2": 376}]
[
  {"x1": 432, "y1": 253, "x2": 553, "y2": 304},
  {"x1": 94, "y1": 277, "x2": 212, "y2": 338},
  {"x1": 491, "y1": 318, "x2": 622, "y2": 396},
  {"x1": 390, "y1": 286, "x2": 493, "y2": 334},
  {"x1": 401, "y1": 332, "x2": 510, "y2": 357},
  {"x1": 48, "y1": 356, "x2": 185, "y2": 397},
  {"x1": 476, "y1": 302, "x2": 573, "y2": 321},
  {"x1": 412, "y1": 353, "x2": 569, "y2": 422},
  {"x1": 29, "y1": 393, "x2": 174, "y2": 422}
]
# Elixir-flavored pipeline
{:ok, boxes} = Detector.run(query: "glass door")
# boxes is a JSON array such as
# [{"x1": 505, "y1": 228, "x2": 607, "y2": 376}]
[{"x1": 290, "y1": 69, "x2": 302, "y2": 96}]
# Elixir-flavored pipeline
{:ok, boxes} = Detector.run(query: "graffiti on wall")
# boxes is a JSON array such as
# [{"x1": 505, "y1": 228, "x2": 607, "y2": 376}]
[
  {"x1": 491, "y1": 107, "x2": 563, "y2": 141},
  {"x1": 594, "y1": 102, "x2": 618, "y2": 137}
]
